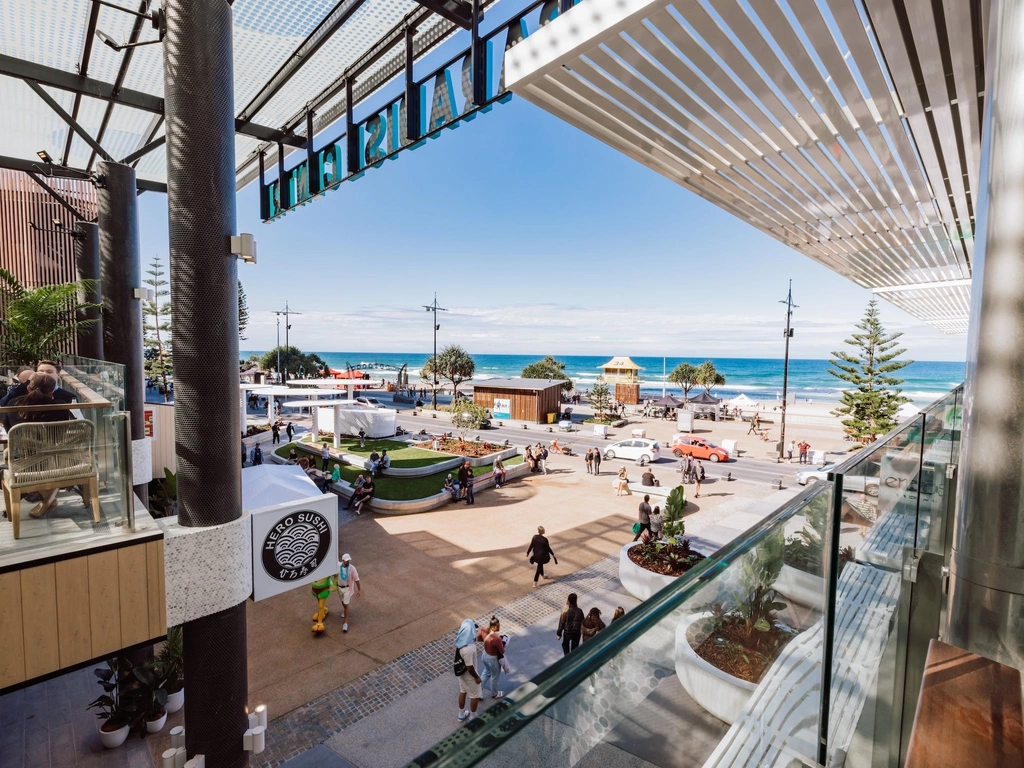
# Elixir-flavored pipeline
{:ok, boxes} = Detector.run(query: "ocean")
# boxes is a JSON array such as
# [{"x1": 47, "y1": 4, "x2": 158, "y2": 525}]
[{"x1": 241, "y1": 352, "x2": 965, "y2": 407}]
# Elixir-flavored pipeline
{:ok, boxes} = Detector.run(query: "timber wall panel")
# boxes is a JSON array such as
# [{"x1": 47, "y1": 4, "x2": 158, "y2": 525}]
[
  {"x1": 88, "y1": 550, "x2": 122, "y2": 657},
  {"x1": 118, "y1": 545, "x2": 150, "y2": 647},
  {"x1": 474, "y1": 385, "x2": 564, "y2": 424},
  {"x1": 146, "y1": 540, "x2": 166, "y2": 638},
  {"x1": 149, "y1": 403, "x2": 176, "y2": 478},
  {"x1": 20, "y1": 564, "x2": 59, "y2": 680},
  {"x1": 0, "y1": 571, "x2": 26, "y2": 689},
  {"x1": 55, "y1": 557, "x2": 92, "y2": 667}
]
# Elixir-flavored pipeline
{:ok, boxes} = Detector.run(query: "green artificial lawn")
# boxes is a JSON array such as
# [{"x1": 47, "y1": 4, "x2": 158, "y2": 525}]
[
  {"x1": 276, "y1": 442, "x2": 522, "y2": 500},
  {"x1": 302, "y1": 437, "x2": 453, "y2": 468}
]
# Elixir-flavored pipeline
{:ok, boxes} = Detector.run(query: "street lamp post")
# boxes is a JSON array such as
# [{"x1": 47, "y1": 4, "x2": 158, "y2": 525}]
[
  {"x1": 779, "y1": 280, "x2": 798, "y2": 463},
  {"x1": 423, "y1": 293, "x2": 448, "y2": 410},
  {"x1": 276, "y1": 315, "x2": 281, "y2": 384},
  {"x1": 273, "y1": 302, "x2": 302, "y2": 381}
]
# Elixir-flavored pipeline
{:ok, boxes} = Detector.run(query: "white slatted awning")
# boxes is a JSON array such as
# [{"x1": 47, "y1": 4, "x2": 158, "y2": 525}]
[{"x1": 503, "y1": 0, "x2": 982, "y2": 333}]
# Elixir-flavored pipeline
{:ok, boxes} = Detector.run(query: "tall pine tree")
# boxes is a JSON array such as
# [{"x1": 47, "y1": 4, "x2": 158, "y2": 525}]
[
  {"x1": 143, "y1": 258, "x2": 172, "y2": 402},
  {"x1": 828, "y1": 299, "x2": 912, "y2": 439}
]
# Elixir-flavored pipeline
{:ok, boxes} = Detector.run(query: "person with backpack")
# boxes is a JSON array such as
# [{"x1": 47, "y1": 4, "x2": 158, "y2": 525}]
[
  {"x1": 556, "y1": 593, "x2": 585, "y2": 656},
  {"x1": 454, "y1": 619, "x2": 483, "y2": 722}
]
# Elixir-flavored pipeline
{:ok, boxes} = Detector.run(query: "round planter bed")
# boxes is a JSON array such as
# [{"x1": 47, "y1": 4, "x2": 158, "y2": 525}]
[
  {"x1": 774, "y1": 564, "x2": 824, "y2": 608},
  {"x1": 617, "y1": 541, "x2": 712, "y2": 602},
  {"x1": 675, "y1": 612, "x2": 757, "y2": 725}
]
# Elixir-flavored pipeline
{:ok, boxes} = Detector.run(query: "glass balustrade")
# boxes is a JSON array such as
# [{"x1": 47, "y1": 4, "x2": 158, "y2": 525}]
[
  {"x1": 0, "y1": 356, "x2": 135, "y2": 562},
  {"x1": 408, "y1": 386, "x2": 963, "y2": 768}
]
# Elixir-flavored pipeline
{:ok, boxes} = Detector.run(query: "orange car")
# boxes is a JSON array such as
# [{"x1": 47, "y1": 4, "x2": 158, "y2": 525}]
[{"x1": 670, "y1": 435, "x2": 729, "y2": 462}]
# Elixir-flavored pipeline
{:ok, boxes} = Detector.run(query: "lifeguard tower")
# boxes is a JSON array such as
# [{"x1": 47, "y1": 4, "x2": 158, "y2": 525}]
[{"x1": 598, "y1": 356, "x2": 643, "y2": 405}]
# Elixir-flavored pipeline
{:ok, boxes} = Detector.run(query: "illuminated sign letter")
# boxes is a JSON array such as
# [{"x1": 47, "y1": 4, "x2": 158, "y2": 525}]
[{"x1": 428, "y1": 69, "x2": 458, "y2": 132}]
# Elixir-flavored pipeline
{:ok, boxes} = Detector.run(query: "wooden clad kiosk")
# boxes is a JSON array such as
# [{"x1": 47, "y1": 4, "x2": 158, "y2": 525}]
[
  {"x1": 473, "y1": 378, "x2": 565, "y2": 424},
  {"x1": 598, "y1": 356, "x2": 643, "y2": 405}
]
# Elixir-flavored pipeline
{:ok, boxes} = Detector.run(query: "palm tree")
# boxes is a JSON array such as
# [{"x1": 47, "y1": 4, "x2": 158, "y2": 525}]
[{"x1": 0, "y1": 268, "x2": 100, "y2": 365}]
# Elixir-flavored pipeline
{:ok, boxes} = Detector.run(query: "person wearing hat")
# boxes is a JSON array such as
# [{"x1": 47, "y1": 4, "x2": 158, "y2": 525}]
[{"x1": 338, "y1": 554, "x2": 361, "y2": 633}]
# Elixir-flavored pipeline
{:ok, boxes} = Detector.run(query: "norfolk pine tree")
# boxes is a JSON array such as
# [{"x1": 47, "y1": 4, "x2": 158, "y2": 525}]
[
  {"x1": 143, "y1": 258, "x2": 173, "y2": 402},
  {"x1": 828, "y1": 299, "x2": 912, "y2": 440}
]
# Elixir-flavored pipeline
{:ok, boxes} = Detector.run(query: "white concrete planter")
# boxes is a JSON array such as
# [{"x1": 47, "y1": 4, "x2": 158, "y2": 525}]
[
  {"x1": 146, "y1": 711, "x2": 167, "y2": 733},
  {"x1": 99, "y1": 723, "x2": 130, "y2": 749},
  {"x1": 675, "y1": 612, "x2": 756, "y2": 725},
  {"x1": 775, "y1": 564, "x2": 824, "y2": 609},
  {"x1": 165, "y1": 688, "x2": 184, "y2": 714},
  {"x1": 618, "y1": 542, "x2": 678, "y2": 602}
]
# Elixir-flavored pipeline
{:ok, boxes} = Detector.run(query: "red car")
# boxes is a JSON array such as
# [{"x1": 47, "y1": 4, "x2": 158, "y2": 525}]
[{"x1": 671, "y1": 435, "x2": 729, "y2": 462}]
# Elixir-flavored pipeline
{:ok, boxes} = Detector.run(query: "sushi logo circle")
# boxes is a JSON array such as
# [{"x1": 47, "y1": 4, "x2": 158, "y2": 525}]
[{"x1": 262, "y1": 510, "x2": 331, "y2": 581}]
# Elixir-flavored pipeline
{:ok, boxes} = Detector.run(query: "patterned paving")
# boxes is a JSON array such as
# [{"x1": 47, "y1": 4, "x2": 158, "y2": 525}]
[{"x1": 255, "y1": 555, "x2": 622, "y2": 767}]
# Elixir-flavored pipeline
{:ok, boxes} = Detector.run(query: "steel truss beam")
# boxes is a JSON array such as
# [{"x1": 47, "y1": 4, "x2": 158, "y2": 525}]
[
  {"x1": 62, "y1": 0, "x2": 102, "y2": 166},
  {"x1": 411, "y1": 0, "x2": 474, "y2": 28},
  {"x1": 0, "y1": 54, "x2": 305, "y2": 149},
  {"x1": 24, "y1": 79, "x2": 114, "y2": 162},
  {"x1": 24, "y1": 171, "x2": 90, "y2": 220},
  {"x1": 0, "y1": 155, "x2": 167, "y2": 193},
  {"x1": 236, "y1": 0, "x2": 367, "y2": 126}
]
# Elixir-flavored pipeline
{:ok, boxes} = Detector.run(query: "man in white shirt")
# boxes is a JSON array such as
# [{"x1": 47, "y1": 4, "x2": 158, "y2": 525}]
[{"x1": 337, "y1": 553, "x2": 361, "y2": 632}]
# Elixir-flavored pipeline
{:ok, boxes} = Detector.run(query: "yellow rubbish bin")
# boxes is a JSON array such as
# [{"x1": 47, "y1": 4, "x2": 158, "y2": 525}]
[{"x1": 547, "y1": 413, "x2": 556, "y2": 424}]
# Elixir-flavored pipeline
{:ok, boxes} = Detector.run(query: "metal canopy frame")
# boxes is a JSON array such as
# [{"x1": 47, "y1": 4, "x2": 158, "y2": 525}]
[{"x1": 503, "y1": 0, "x2": 982, "y2": 333}]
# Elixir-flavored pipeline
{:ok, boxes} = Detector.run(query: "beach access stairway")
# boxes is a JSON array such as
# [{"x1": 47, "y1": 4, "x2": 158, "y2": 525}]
[{"x1": 702, "y1": 560, "x2": 901, "y2": 768}]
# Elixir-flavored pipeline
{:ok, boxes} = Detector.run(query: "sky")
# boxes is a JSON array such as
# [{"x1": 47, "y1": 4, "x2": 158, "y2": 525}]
[{"x1": 135, "y1": 83, "x2": 968, "y2": 363}]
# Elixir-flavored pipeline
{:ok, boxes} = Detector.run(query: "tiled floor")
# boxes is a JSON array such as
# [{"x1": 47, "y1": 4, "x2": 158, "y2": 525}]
[{"x1": 0, "y1": 667, "x2": 155, "y2": 768}]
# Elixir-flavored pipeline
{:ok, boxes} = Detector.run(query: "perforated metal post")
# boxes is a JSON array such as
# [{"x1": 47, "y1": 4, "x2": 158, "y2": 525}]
[
  {"x1": 96, "y1": 161, "x2": 147, "y2": 505},
  {"x1": 163, "y1": 0, "x2": 247, "y2": 765},
  {"x1": 73, "y1": 220, "x2": 103, "y2": 359}
]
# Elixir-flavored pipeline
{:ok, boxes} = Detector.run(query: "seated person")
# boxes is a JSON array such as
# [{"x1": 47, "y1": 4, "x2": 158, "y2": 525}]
[
  {"x1": 443, "y1": 473, "x2": 460, "y2": 501},
  {"x1": 288, "y1": 448, "x2": 299, "y2": 463},
  {"x1": 346, "y1": 474, "x2": 366, "y2": 509},
  {"x1": 375, "y1": 450, "x2": 390, "y2": 477},
  {"x1": 1, "y1": 360, "x2": 74, "y2": 429},
  {"x1": 368, "y1": 449, "x2": 380, "y2": 475},
  {"x1": 641, "y1": 469, "x2": 658, "y2": 487},
  {"x1": 352, "y1": 478, "x2": 374, "y2": 514},
  {"x1": 4, "y1": 366, "x2": 33, "y2": 398}
]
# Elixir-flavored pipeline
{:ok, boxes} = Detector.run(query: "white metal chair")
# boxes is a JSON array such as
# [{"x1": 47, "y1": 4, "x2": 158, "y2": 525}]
[{"x1": 1, "y1": 420, "x2": 100, "y2": 539}]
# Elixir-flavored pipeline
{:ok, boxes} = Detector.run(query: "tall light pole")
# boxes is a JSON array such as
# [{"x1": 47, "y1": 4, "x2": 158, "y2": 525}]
[
  {"x1": 423, "y1": 293, "x2": 448, "y2": 410},
  {"x1": 779, "y1": 280, "x2": 798, "y2": 463},
  {"x1": 273, "y1": 302, "x2": 302, "y2": 381}
]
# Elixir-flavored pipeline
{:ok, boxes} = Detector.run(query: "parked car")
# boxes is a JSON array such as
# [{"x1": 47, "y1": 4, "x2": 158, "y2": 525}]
[
  {"x1": 355, "y1": 396, "x2": 385, "y2": 408},
  {"x1": 670, "y1": 434, "x2": 729, "y2": 462},
  {"x1": 796, "y1": 464, "x2": 879, "y2": 496},
  {"x1": 603, "y1": 438, "x2": 661, "y2": 465}
]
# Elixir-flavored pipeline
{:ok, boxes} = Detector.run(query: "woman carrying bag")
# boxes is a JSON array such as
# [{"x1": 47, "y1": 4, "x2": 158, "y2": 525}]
[{"x1": 527, "y1": 526, "x2": 557, "y2": 586}]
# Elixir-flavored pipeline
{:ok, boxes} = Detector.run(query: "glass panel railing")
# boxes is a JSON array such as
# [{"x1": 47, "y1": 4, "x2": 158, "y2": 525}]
[
  {"x1": 409, "y1": 484, "x2": 832, "y2": 768},
  {"x1": 1, "y1": 357, "x2": 133, "y2": 560}
]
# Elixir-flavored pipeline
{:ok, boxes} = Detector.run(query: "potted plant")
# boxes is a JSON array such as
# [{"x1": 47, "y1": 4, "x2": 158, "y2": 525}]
[
  {"x1": 619, "y1": 487, "x2": 705, "y2": 601},
  {"x1": 676, "y1": 530, "x2": 796, "y2": 724},
  {"x1": 131, "y1": 662, "x2": 169, "y2": 733},
  {"x1": 88, "y1": 659, "x2": 131, "y2": 749},
  {"x1": 777, "y1": 495, "x2": 856, "y2": 607},
  {"x1": 159, "y1": 625, "x2": 184, "y2": 713}
]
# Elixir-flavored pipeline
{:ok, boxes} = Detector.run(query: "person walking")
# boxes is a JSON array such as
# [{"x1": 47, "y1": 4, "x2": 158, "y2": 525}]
[
  {"x1": 457, "y1": 460, "x2": 470, "y2": 500},
  {"x1": 271, "y1": 422, "x2": 281, "y2": 445},
  {"x1": 747, "y1": 411, "x2": 760, "y2": 435},
  {"x1": 649, "y1": 505, "x2": 664, "y2": 540},
  {"x1": 464, "y1": 461, "x2": 475, "y2": 505},
  {"x1": 593, "y1": 448, "x2": 602, "y2": 476},
  {"x1": 695, "y1": 461, "x2": 705, "y2": 498},
  {"x1": 286, "y1": 421, "x2": 295, "y2": 442},
  {"x1": 585, "y1": 448, "x2": 594, "y2": 475},
  {"x1": 556, "y1": 593, "x2": 584, "y2": 656},
  {"x1": 581, "y1": 607, "x2": 605, "y2": 643},
  {"x1": 337, "y1": 554, "x2": 361, "y2": 632},
  {"x1": 358, "y1": 428, "x2": 366, "y2": 449},
  {"x1": 321, "y1": 443, "x2": 331, "y2": 471},
  {"x1": 241, "y1": 439, "x2": 247, "y2": 466},
  {"x1": 787, "y1": 439, "x2": 796, "y2": 462},
  {"x1": 455, "y1": 619, "x2": 483, "y2": 722},
  {"x1": 252, "y1": 443, "x2": 264, "y2": 466},
  {"x1": 633, "y1": 495, "x2": 652, "y2": 541},
  {"x1": 493, "y1": 456, "x2": 506, "y2": 488},
  {"x1": 478, "y1": 616, "x2": 506, "y2": 699},
  {"x1": 538, "y1": 444, "x2": 549, "y2": 475},
  {"x1": 527, "y1": 526, "x2": 557, "y2": 586}
]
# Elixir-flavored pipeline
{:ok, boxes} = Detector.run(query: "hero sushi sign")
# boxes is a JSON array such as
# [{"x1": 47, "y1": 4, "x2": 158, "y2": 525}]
[{"x1": 245, "y1": 465, "x2": 339, "y2": 601}]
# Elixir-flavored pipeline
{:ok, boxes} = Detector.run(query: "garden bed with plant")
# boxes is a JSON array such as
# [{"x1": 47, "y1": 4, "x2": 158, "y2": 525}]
[
  {"x1": 412, "y1": 436, "x2": 506, "y2": 458},
  {"x1": 304, "y1": 436, "x2": 455, "y2": 468},
  {"x1": 627, "y1": 487, "x2": 706, "y2": 576},
  {"x1": 582, "y1": 416, "x2": 627, "y2": 426}
]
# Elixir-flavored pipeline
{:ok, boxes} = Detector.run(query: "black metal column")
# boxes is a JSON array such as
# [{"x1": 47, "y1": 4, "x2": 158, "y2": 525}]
[
  {"x1": 163, "y1": 0, "x2": 247, "y2": 766},
  {"x1": 96, "y1": 161, "x2": 147, "y2": 505},
  {"x1": 73, "y1": 220, "x2": 103, "y2": 360}
]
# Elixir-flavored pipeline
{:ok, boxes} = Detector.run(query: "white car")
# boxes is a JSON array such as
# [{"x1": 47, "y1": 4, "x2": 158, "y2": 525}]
[
  {"x1": 355, "y1": 396, "x2": 385, "y2": 408},
  {"x1": 796, "y1": 464, "x2": 879, "y2": 496},
  {"x1": 603, "y1": 438, "x2": 661, "y2": 465}
]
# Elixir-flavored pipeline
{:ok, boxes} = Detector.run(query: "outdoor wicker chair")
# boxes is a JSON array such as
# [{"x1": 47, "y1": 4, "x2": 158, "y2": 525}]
[{"x1": 1, "y1": 420, "x2": 100, "y2": 539}]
